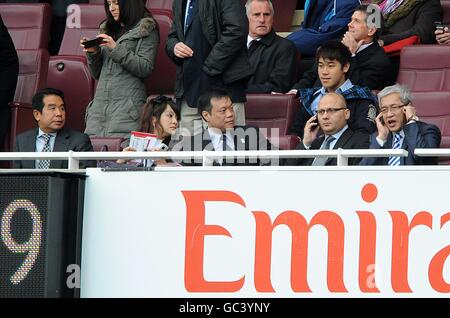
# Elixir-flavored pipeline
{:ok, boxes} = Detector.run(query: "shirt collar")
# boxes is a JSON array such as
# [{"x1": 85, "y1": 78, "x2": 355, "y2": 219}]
[
  {"x1": 247, "y1": 35, "x2": 261, "y2": 48},
  {"x1": 38, "y1": 129, "x2": 57, "y2": 138},
  {"x1": 326, "y1": 125, "x2": 348, "y2": 141},
  {"x1": 356, "y1": 41, "x2": 374, "y2": 54},
  {"x1": 314, "y1": 79, "x2": 354, "y2": 97},
  {"x1": 392, "y1": 129, "x2": 405, "y2": 139}
]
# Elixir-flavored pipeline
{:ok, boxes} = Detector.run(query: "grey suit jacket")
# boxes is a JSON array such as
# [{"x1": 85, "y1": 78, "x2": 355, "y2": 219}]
[{"x1": 13, "y1": 127, "x2": 96, "y2": 169}]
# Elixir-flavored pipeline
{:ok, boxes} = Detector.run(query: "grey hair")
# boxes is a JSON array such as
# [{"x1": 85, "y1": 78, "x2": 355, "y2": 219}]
[
  {"x1": 378, "y1": 84, "x2": 413, "y2": 105},
  {"x1": 245, "y1": 0, "x2": 274, "y2": 16}
]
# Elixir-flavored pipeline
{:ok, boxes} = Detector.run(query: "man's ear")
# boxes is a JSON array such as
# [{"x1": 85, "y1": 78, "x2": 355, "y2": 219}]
[
  {"x1": 32, "y1": 109, "x2": 41, "y2": 122},
  {"x1": 368, "y1": 27, "x2": 377, "y2": 38},
  {"x1": 343, "y1": 62, "x2": 350, "y2": 74},
  {"x1": 201, "y1": 110, "x2": 209, "y2": 122}
]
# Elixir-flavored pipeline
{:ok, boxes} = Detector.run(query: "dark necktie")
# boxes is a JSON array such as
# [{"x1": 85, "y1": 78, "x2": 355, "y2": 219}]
[
  {"x1": 184, "y1": 0, "x2": 196, "y2": 34},
  {"x1": 312, "y1": 136, "x2": 336, "y2": 166},
  {"x1": 37, "y1": 133, "x2": 52, "y2": 169},
  {"x1": 248, "y1": 39, "x2": 260, "y2": 55},
  {"x1": 388, "y1": 133, "x2": 402, "y2": 166}
]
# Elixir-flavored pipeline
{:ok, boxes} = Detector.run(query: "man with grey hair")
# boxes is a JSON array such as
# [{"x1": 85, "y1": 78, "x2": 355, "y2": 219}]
[
  {"x1": 245, "y1": 0, "x2": 297, "y2": 93},
  {"x1": 360, "y1": 84, "x2": 441, "y2": 166}
]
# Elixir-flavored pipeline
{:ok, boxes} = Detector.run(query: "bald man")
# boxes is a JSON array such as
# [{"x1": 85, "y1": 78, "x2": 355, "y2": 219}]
[{"x1": 284, "y1": 93, "x2": 369, "y2": 166}]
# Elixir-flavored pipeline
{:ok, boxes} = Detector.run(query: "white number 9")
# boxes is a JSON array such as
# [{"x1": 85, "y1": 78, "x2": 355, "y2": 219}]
[{"x1": 1, "y1": 200, "x2": 42, "y2": 285}]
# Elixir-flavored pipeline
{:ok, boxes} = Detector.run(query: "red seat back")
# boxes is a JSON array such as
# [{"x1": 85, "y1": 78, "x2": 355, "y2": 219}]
[
  {"x1": 146, "y1": 0, "x2": 173, "y2": 10},
  {"x1": 442, "y1": 0, "x2": 450, "y2": 23},
  {"x1": 90, "y1": 136, "x2": 124, "y2": 151},
  {"x1": 0, "y1": 3, "x2": 52, "y2": 49},
  {"x1": 245, "y1": 94, "x2": 300, "y2": 149},
  {"x1": 59, "y1": 4, "x2": 105, "y2": 56},
  {"x1": 145, "y1": 12, "x2": 176, "y2": 95},
  {"x1": 397, "y1": 45, "x2": 450, "y2": 150}
]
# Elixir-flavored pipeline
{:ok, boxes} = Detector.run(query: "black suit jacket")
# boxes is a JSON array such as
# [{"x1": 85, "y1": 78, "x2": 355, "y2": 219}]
[
  {"x1": 246, "y1": 30, "x2": 297, "y2": 94},
  {"x1": 175, "y1": 125, "x2": 274, "y2": 166},
  {"x1": 293, "y1": 42, "x2": 394, "y2": 91},
  {"x1": 360, "y1": 121, "x2": 441, "y2": 166},
  {"x1": 13, "y1": 127, "x2": 96, "y2": 169},
  {"x1": 284, "y1": 128, "x2": 370, "y2": 166}
]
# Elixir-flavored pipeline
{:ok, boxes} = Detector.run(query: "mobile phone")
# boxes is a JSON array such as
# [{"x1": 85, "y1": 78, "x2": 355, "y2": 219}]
[
  {"x1": 434, "y1": 21, "x2": 444, "y2": 30},
  {"x1": 310, "y1": 115, "x2": 319, "y2": 129},
  {"x1": 82, "y1": 38, "x2": 106, "y2": 48},
  {"x1": 380, "y1": 116, "x2": 385, "y2": 125}
]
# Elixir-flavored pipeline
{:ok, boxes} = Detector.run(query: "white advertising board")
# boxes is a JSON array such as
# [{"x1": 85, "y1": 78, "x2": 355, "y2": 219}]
[{"x1": 80, "y1": 167, "x2": 450, "y2": 297}]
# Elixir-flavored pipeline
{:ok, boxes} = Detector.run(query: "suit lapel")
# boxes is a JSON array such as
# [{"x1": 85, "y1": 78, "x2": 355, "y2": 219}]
[
  {"x1": 51, "y1": 129, "x2": 69, "y2": 169},
  {"x1": 22, "y1": 129, "x2": 39, "y2": 169}
]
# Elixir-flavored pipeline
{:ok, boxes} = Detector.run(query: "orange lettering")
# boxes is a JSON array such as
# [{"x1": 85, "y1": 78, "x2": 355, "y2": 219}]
[
  {"x1": 357, "y1": 212, "x2": 380, "y2": 292},
  {"x1": 429, "y1": 212, "x2": 450, "y2": 292},
  {"x1": 390, "y1": 211, "x2": 433, "y2": 292},
  {"x1": 182, "y1": 190, "x2": 245, "y2": 292}
]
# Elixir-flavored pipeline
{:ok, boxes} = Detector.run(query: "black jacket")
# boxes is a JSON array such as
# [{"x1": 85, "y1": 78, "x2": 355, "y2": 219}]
[
  {"x1": 246, "y1": 29, "x2": 297, "y2": 94},
  {"x1": 165, "y1": 0, "x2": 252, "y2": 100},
  {"x1": 293, "y1": 42, "x2": 394, "y2": 91},
  {"x1": 284, "y1": 128, "x2": 370, "y2": 166},
  {"x1": 13, "y1": 127, "x2": 96, "y2": 169},
  {"x1": 378, "y1": 0, "x2": 442, "y2": 45},
  {"x1": 173, "y1": 125, "x2": 274, "y2": 166}
]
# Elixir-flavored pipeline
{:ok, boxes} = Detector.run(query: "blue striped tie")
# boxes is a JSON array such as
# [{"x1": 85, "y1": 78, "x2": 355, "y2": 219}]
[{"x1": 388, "y1": 133, "x2": 402, "y2": 166}]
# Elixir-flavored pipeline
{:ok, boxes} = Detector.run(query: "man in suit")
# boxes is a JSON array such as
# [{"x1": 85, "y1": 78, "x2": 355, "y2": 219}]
[
  {"x1": 165, "y1": 0, "x2": 252, "y2": 136},
  {"x1": 285, "y1": 92, "x2": 369, "y2": 166},
  {"x1": 13, "y1": 88, "x2": 96, "y2": 169},
  {"x1": 360, "y1": 84, "x2": 441, "y2": 166},
  {"x1": 173, "y1": 88, "x2": 274, "y2": 166},
  {"x1": 245, "y1": 0, "x2": 297, "y2": 93},
  {"x1": 289, "y1": 5, "x2": 394, "y2": 92},
  {"x1": 288, "y1": 40, "x2": 378, "y2": 139}
]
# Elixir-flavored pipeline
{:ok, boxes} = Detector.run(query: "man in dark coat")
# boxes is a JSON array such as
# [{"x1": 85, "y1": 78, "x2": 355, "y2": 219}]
[
  {"x1": 284, "y1": 93, "x2": 369, "y2": 166},
  {"x1": 360, "y1": 84, "x2": 441, "y2": 166},
  {"x1": 288, "y1": 40, "x2": 378, "y2": 139},
  {"x1": 165, "y1": 0, "x2": 252, "y2": 136},
  {"x1": 245, "y1": 0, "x2": 297, "y2": 94},
  {"x1": 173, "y1": 88, "x2": 275, "y2": 166},
  {"x1": 13, "y1": 88, "x2": 96, "y2": 169},
  {"x1": 0, "y1": 14, "x2": 19, "y2": 151},
  {"x1": 289, "y1": 5, "x2": 394, "y2": 92}
]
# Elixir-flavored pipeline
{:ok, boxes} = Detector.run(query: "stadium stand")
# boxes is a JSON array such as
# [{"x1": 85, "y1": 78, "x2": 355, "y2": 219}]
[
  {"x1": 145, "y1": 11, "x2": 176, "y2": 95},
  {"x1": 0, "y1": 3, "x2": 51, "y2": 49},
  {"x1": 5, "y1": 49, "x2": 49, "y2": 152},
  {"x1": 46, "y1": 4, "x2": 104, "y2": 132},
  {"x1": 442, "y1": 0, "x2": 450, "y2": 23},
  {"x1": 90, "y1": 136, "x2": 124, "y2": 152},
  {"x1": 245, "y1": 94, "x2": 300, "y2": 150},
  {"x1": 396, "y1": 45, "x2": 450, "y2": 152}
]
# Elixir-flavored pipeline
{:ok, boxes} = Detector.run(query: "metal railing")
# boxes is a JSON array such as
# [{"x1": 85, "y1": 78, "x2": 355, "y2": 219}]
[{"x1": 0, "y1": 149, "x2": 411, "y2": 169}]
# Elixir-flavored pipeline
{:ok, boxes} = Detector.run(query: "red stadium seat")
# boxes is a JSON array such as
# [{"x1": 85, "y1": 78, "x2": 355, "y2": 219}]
[
  {"x1": 0, "y1": 3, "x2": 52, "y2": 49},
  {"x1": 271, "y1": 0, "x2": 297, "y2": 32},
  {"x1": 442, "y1": 0, "x2": 450, "y2": 23},
  {"x1": 145, "y1": 11, "x2": 176, "y2": 95},
  {"x1": 90, "y1": 136, "x2": 124, "y2": 152},
  {"x1": 47, "y1": 4, "x2": 105, "y2": 132},
  {"x1": 245, "y1": 94, "x2": 300, "y2": 150},
  {"x1": 4, "y1": 49, "x2": 49, "y2": 152},
  {"x1": 397, "y1": 45, "x2": 450, "y2": 155},
  {"x1": 146, "y1": 0, "x2": 173, "y2": 11}
]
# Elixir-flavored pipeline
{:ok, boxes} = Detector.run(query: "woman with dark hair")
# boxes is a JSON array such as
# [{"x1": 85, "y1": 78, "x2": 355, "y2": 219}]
[
  {"x1": 81, "y1": 0, "x2": 159, "y2": 140},
  {"x1": 117, "y1": 95, "x2": 179, "y2": 166}
]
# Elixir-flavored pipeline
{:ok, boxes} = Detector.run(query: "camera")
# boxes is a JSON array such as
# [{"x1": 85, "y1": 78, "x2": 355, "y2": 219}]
[{"x1": 82, "y1": 38, "x2": 106, "y2": 48}]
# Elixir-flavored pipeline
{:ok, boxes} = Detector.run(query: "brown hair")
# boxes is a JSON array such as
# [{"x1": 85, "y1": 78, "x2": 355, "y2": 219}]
[{"x1": 140, "y1": 96, "x2": 179, "y2": 141}]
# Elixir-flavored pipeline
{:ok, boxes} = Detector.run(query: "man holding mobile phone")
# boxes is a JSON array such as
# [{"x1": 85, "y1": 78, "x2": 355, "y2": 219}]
[
  {"x1": 435, "y1": 22, "x2": 450, "y2": 44},
  {"x1": 360, "y1": 84, "x2": 441, "y2": 166},
  {"x1": 284, "y1": 92, "x2": 370, "y2": 166}
]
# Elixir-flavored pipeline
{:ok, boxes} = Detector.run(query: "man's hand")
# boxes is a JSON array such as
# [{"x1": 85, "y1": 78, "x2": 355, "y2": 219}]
[
  {"x1": 174, "y1": 42, "x2": 194, "y2": 58},
  {"x1": 303, "y1": 115, "x2": 319, "y2": 147},
  {"x1": 375, "y1": 113, "x2": 389, "y2": 142},
  {"x1": 342, "y1": 32, "x2": 364, "y2": 55},
  {"x1": 435, "y1": 27, "x2": 450, "y2": 44},
  {"x1": 404, "y1": 104, "x2": 417, "y2": 122}
]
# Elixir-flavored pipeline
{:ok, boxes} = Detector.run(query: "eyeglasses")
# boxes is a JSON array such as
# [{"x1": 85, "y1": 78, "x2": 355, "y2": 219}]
[
  {"x1": 317, "y1": 107, "x2": 346, "y2": 116},
  {"x1": 380, "y1": 104, "x2": 407, "y2": 114}
]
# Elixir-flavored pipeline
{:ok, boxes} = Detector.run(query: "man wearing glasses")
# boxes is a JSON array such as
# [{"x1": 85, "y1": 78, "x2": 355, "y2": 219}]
[
  {"x1": 284, "y1": 92, "x2": 369, "y2": 166},
  {"x1": 360, "y1": 84, "x2": 441, "y2": 166}
]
